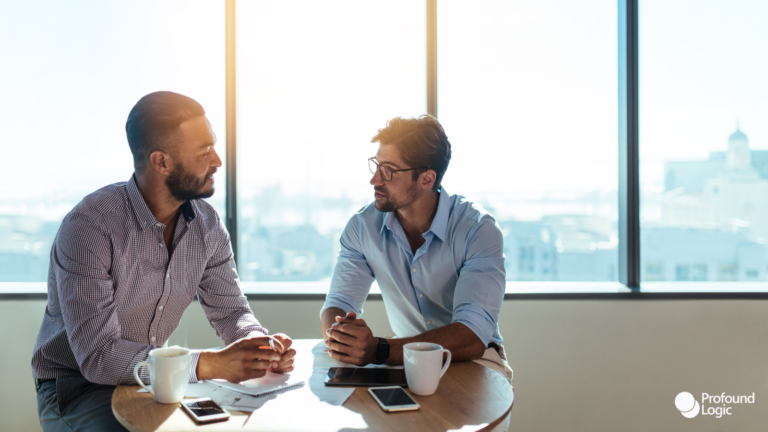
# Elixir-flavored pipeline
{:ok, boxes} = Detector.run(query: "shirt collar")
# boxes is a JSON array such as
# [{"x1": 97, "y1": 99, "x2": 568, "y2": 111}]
[
  {"x1": 381, "y1": 210, "x2": 397, "y2": 234},
  {"x1": 427, "y1": 187, "x2": 450, "y2": 241},
  {"x1": 379, "y1": 187, "x2": 450, "y2": 241},
  {"x1": 126, "y1": 175, "x2": 196, "y2": 231}
]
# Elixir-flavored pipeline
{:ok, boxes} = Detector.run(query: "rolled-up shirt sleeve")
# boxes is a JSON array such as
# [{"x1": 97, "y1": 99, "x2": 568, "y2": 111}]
[
  {"x1": 54, "y1": 214, "x2": 157, "y2": 385},
  {"x1": 451, "y1": 216, "x2": 506, "y2": 347},
  {"x1": 194, "y1": 214, "x2": 268, "y2": 382},
  {"x1": 321, "y1": 214, "x2": 375, "y2": 318}
]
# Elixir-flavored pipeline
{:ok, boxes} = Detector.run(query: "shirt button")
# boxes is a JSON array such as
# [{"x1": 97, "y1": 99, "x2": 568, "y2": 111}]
[
  {"x1": 151, "y1": 336, "x2": 156, "y2": 342},
  {"x1": 412, "y1": 268, "x2": 418, "y2": 273},
  {"x1": 155, "y1": 223, "x2": 162, "y2": 227},
  {"x1": 419, "y1": 294, "x2": 424, "y2": 298},
  {"x1": 166, "y1": 273, "x2": 170, "y2": 279},
  {"x1": 158, "y1": 305, "x2": 163, "y2": 310},
  {"x1": 159, "y1": 243, "x2": 163, "y2": 247},
  {"x1": 426, "y1": 320, "x2": 431, "y2": 324}
]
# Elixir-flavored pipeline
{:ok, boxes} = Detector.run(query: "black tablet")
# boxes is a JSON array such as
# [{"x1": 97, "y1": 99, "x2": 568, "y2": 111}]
[{"x1": 324, "y1": 367, "x2": 408, "y2": 387}]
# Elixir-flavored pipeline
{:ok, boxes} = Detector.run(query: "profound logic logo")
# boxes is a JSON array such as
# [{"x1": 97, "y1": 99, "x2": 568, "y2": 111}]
[
  {"x1": 675, "y1": 391, "x2": 755, "y2": 418},
  {"x1": 675, "y1": 392, "x2": 700, "y2": 418}
]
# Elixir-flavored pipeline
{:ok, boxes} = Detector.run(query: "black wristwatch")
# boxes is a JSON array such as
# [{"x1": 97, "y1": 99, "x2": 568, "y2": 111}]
[{"x1": 373, "y1": 337, "x2": 390, "y2": 365}]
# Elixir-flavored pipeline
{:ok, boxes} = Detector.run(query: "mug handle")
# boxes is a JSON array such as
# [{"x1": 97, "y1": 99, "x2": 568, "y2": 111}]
[
  {"x1": 439, "y1": 349, "x2": 452, "y2": 378},
  {"x1": 133, "y1": 361, "x2": 153, "y2": 395}
]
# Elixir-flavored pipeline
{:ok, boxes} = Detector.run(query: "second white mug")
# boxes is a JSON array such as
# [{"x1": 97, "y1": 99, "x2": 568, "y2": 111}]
[
  {"x1": 403, "y1": 342, "x2": 451, "y2": 396},
  {"x1": 133, "y1": 346, "x2": 191, "y2": 404}
]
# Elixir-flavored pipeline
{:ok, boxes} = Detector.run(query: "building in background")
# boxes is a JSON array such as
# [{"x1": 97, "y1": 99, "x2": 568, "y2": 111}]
[{"x1": 644, "y1": 125, "x2": 768, "y2": 281}]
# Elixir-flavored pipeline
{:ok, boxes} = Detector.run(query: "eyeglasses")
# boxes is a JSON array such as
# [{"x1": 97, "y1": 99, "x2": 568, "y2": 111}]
[{"x1": 368, "y1": 157, "x2": 427, "y2": 182}]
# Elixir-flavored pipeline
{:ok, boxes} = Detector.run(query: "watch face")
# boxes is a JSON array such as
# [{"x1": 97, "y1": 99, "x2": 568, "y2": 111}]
[{"x1": 376, "y1": 338, "x2": 390, "y2": 364}]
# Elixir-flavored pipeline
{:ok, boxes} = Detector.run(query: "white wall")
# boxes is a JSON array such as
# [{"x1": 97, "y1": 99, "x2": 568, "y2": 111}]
[{"x1": 3, "y1": 299, "x2": 767, "y2": 432}]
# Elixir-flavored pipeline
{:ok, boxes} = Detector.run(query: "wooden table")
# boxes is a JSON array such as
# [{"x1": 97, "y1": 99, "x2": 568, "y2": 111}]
[{"x1": 113, "y1": 339, "x2": 514, "y2": 432}]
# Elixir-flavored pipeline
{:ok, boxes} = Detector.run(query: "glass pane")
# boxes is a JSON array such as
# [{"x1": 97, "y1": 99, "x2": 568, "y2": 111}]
[
  {"x1": 236, "y1": 1, "x2": 425, "y2": 282},
  {"x1": 438, "y1": 0, "x2": 619, "y2": 283},
  {"x1": 0, "y1": 1, "x2": 225, "y2": 283},
  {"x1": 640, "y1": 0, "x2": 768, "y2": 288}
]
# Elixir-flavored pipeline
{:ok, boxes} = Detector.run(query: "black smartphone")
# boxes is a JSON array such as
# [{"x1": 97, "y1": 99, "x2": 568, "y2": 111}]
[
  {"x1": 180, "y1": 398, "x2": 231, "y2": 424},
  {"x1": 324, "y1": 367, "x2": 408, "y2": 387}
]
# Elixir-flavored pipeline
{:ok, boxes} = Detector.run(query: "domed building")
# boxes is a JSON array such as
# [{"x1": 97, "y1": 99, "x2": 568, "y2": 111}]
[
  {"x1": 647, "y1": 124, "x2": 768, "y2": 282},
  {"x1": 726, "y1": 124, "x2": 750, "y2": 170},
  {"x1": 703, "y1": 124, "x2": 768, "y2": 239}
]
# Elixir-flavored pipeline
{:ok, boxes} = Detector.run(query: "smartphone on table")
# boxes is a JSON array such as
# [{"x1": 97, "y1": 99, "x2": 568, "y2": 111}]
[
  {"x1": 368, "y1": 386, "x2": 420, "y2": 412},
  {"x1": 180, "y1": 397, "x2": 231, "y2": 424}
]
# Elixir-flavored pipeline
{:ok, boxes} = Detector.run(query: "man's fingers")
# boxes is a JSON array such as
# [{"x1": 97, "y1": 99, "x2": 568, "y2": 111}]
[
  {"x1": 239, "y1": 336, "x2": 274, "y2": 349},
  {"x1": 326, "y1": 339, "x2": 364, "y2": 359},
  {"x1": 335, "y1": 311, "x2": 359, "y2": 324},
  {"x1": 327, "y1": 329, "x2": 356, "y2": 346},
  {"x1": 331, "y1": 322, "x2": 366, "y2": 337},
  {"x1": 269, "y1": 336, "x2": 285, "y2": 354},
  {"x1": 270, "y1": 366, "x2": 294, "y2": 374},
  {"x1": 327, "y1": 348, "x2": 364, "y2": 366},
  {"x1": 274, "y1": 334, "x2": 293, "y2": 352},
  {"x1": 336, "y1": 311, "x2": 357, "y2": 321},
  {"x1": 326, "y1": 339, "x2": 354, "y2": 355},
  {"x1": 246, "y1": 348, "x2": 281, "y2": 362},
  {"x1": 276, "y1": 358, "x2": 294, "y2": 370},
  {"x1": 279, "y1": 348, "x2": 297, "y2": 364},
  {"x1": 248, "y1": 359, "x2": 273, "y2": 370},
  {"x1": 335, "y1": 318, "x2": 367, "y2": 327}
]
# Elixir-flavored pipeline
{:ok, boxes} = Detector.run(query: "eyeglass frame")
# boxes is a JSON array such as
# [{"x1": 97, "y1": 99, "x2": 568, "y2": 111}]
[{"x1": 368, "y1": 157, "x2": 429, "y2": 182}]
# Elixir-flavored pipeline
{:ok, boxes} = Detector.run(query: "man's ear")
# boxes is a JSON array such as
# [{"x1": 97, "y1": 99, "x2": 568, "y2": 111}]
[
  {"x1": 149, "y1": 150, "x2": 173, "y2": 176},
  {"x1": 420, "y1": 169, "x2": 436, "y2": 191}
]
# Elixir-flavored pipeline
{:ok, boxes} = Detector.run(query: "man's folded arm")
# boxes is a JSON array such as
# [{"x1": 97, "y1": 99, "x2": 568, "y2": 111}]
[
  {"x1": 451, "y1": 216, "x2": 506, "y2": 348},
  {"x1": 321, "y1": 215, "x2": 375, "y2": 330},
  {"x1": 195, "y1": 216, "x2": 269, "y2": 376},
  {"x1": 55, "y1": 214, "x2": 159, "y2": 386}
]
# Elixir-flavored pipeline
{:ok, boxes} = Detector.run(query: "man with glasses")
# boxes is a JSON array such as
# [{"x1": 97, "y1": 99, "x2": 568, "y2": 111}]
[{"x1": 320, "y1": 115, "x2": 512, "y2": 381}]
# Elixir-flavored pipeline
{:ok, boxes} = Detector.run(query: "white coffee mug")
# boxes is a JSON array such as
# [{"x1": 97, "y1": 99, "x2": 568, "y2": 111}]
[
  {"x1": 403, "y1": 342, "x2": 452, "y2": 396},
  {"x1": 133, "y1": 346, "x2": 191, "y2": 404}
]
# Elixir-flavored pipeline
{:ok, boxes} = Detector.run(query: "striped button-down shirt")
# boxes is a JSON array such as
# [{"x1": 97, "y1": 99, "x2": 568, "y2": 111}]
[{"x1": 31, "y1": 175, "x2": 266, "y2": 385}]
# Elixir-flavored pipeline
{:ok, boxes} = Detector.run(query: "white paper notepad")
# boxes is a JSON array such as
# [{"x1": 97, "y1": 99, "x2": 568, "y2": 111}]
[{"x1": 208, "y1": 372, "x2": 305, "y2": 397}]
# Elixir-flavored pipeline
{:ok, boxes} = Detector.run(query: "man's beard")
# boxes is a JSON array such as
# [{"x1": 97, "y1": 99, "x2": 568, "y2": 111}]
[
  {"x1": 165, "y1": 163, "x2": 215, "y2": 202},
  {"x1": 374, "y1": 181, "x2": 419, "y2": 213}
]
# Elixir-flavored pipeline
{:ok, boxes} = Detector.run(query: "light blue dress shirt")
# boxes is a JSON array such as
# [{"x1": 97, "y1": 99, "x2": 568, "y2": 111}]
[{"x1": 321, "y1": 188, "x2": 506, "y2": 346}]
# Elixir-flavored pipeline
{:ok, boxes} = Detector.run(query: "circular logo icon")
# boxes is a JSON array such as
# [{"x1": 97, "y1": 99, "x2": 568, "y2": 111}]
[{"x1": 675, "y1": 392, "x2": 700, "y2": 418}]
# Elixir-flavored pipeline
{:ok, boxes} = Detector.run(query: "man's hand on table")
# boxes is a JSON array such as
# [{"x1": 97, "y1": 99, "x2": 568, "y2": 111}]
[
  {"x1": 268, "y1": 333, "x2": 296, "y2": 373},
  {"x1": 325, "y1": 311, "x2": 379, "y2": 366},
  {"x1": 197, "y1": 334, "x2": 296, "y2": 382}
]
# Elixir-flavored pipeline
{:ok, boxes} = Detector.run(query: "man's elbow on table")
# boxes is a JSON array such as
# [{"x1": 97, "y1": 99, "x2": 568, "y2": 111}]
[
  {"x1": 466, "y1": 338, "x2": 487, "y2": 361},
  {"x1": 454, "y1": 323, "x2": 489, "y2": 361}
]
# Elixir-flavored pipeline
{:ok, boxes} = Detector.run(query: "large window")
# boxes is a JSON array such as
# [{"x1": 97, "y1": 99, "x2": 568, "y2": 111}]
[
  {"x1": 235, "y1": 0, "x2": 425, "y2": 284},
  {"x1": 639, "y1": 0, "x2": 768, "y2": 288},
  {"x1": 438, "y1": 0, "x2": 618, "y2": 283},
  {"x1": 0, "y1": 1, "x2": 225, "y2": 283},
  {"x1": 3, "y1": 0, "x2": 765, "y2": 295}
]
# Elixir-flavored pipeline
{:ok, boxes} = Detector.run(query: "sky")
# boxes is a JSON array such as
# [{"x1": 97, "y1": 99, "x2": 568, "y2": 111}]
[
  {"x1": 1, "y1": 0, "x2": 766, "y2": 221},
  {"x1": 0, "y1": 0, "x2": 226, "y2": 213},
  {"x1": 640, "y1": 0, "x2": 768, "y2": 190}
]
